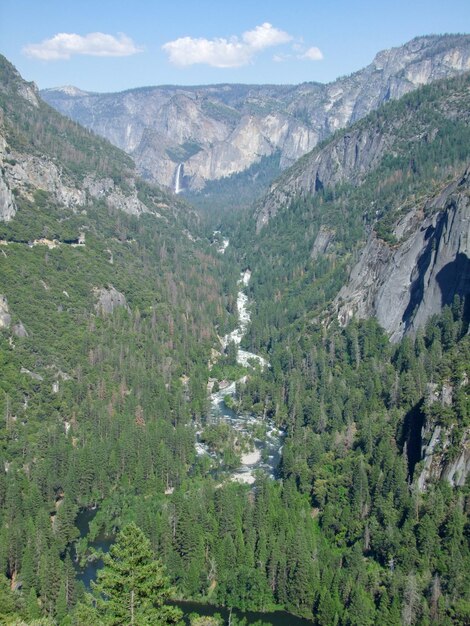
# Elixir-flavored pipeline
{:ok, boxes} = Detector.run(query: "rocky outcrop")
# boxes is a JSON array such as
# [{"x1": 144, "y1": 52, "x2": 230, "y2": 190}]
[
  {"x1": 0, "y1": 148, "x2": 161, "y2": 221},
  {"x1": 256, "y1": 123, "x2": 392, "y2": 230},
  {"x1": 16, "y1": 82, "x2": 39, "y2": 108},
  {"x1": 443, "y1": 439, "x2": 470, "y2": 487},
  {"x1": 335, "y1": 169, "x2": 470, "y2": 341},
  {"x1": 94, "y1": 286, "x2": 130, "y2": 316},
  {"x1": 0, "y1": 175, "x2": 16, "y2": 221},
  {"x1": 41, "y1": 35, "x2": 470, "y2": 192},
  {"x1": 4, "y1": 155, "x2": 86, "y2": 209},
  {"x1": 12, "y1": 321, "x2": 28, "y2": 338},
  {"x1": 311, "y1": 226, "x2": 335, "y2": 260},
  {"x1": 20, "y1": 367, "x2": 43, "y2": 381},
  {"x1": 417, "y1": 383, "x2": 470, "y2": 491},
  {"x1": 0, "y1": 134, "x2": 17, "y2": 221},
  {"x1": 83, "y1": 176, "x2": 150, "y2": 216},
  {"x1": 0, "y1": 56, "x2": 174, "y2": 224},
  {"x1": 0, "y1": 296, "x2": 28, "y2": 336},
  {"x1": 0, "y1": 295, "x2": 11, "y2": 328}
]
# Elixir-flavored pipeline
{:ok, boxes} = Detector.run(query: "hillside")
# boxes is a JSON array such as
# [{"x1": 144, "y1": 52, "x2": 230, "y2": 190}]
[
  {"x1": 218, "y1": 71, "x2": 470, "y2": 624},
  {"x1": 245, "y1": 72, "x2": 470, "y2": 341},
  {"x1": 0, "y1": 55, "x2": 237, "y2": 621}
]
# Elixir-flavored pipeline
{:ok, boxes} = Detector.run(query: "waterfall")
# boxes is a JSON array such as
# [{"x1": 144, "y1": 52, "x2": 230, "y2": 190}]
[{"x1": 174, "y1": 163, "x2": 184, "y2": 194}]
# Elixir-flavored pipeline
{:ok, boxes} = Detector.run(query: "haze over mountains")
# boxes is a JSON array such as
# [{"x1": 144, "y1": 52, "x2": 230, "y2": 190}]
[{"x1": 42, "y1": 35, "x2": 470, "y2": 194}]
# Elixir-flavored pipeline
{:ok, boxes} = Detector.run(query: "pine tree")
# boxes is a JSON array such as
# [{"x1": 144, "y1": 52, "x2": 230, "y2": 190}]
[{"x1": 91, "y1": 522, "x2": 183, "y2": 625}]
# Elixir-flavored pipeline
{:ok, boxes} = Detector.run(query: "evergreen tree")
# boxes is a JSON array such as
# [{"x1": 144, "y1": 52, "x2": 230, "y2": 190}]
[{"x1": 91, "y1": 523, "x2": 183, "y2": 625}]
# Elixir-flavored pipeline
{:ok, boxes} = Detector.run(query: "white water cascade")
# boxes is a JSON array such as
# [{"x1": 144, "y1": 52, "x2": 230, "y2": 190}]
[
  {"x1": 196, "y1": 268, "x2": 282, "y2": 485},
  {"x1": 174, "y1": 163, "x2": 184, "y2": 194}
]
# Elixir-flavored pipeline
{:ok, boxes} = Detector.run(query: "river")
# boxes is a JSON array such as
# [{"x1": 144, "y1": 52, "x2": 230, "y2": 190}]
[
  {"x1": 73, "y1": 267, "x2": 297, "y2": 624},
  {"x1": 75, "y1": 509, "x2": 313, "y2": 626},
  {"x1": 196, "y1": 269, "x2": 283, "y2": 485}
]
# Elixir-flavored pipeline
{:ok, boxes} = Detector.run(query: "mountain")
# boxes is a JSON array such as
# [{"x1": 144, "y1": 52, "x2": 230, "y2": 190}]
[
  {"x1": 1, "y1": 53, "x2": 470, "y2": 626},
  {"x1": 41, "y1": 34, "x2": 470, "y2": 196},
  {"x1": 229, "y1": 71, "x2": 470, "y2": 508},
  {"x1": 0, "y1": 57, "x2": 193, "y2": 224},
  {"x1": 246, "y1": 72, "x2": 470, "y2": 341},
  {"x1": 335, "y1": 168, "x2": 470, "y2": 341},
  {"x1": 220, "y1": 70, "x2": 470, "y2": 623},
  {"x1": 0, "y1": 50, "x2": 229, "y2": 408}
]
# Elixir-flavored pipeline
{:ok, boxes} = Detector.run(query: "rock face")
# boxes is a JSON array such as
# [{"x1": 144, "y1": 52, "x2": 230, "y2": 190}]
[
  {"x1": 256, "y1": 121, "x2": 392, "y2": 231},
  {"x1": 83, "y1": 176, "x2": 150, "y2": 216},
  {"x1": 0, "y1": 295, "x2": 11, "y2": 328},
  {"x1": 0, "y1": 55, "x2": 174, "y2": 224},
  {"x1": 41, "y1": 35, "x2": 470, "y2": 192},
  {"x1": 311, "y1": 226, "x2": 335, "y2": 260},
  {"x1": 417, "y1": 384, "x2": 470, "y2": 491},
  {"x1": 0, "y1": 150, "x2": 157, "y2": 221},
  {"x1": 94, "y1": 286, "x2": 130, "y2": 316},
  {"x1": 12, "y1": 321, "x2": 28, "y2": 337},
  {"x1": 335, "y1": 169, "x2": 470, "y2": 342},
  {"x1": 0, "y1": 174, "x2": 16, "y2": 221}
]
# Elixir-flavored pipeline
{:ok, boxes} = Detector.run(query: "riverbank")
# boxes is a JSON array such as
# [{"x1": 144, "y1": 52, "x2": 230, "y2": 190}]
[{"x1": 172, "y1": 599, "x2": 315, "y2": 626}]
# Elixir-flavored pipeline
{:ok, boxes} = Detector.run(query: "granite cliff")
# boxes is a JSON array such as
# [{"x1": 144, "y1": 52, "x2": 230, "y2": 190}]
[
  {"x1": 245, "y1": 72, "x2": 470, "y2": 492},
  {"x1": 335, "y1": 168, "x2": 470, "y2": 341},
  {"x1": 41, "y1": 35, "x2": 470, "y2": 193},
  {"x1": 0, "y1": 56, "x2": 188, "y2": 225}
]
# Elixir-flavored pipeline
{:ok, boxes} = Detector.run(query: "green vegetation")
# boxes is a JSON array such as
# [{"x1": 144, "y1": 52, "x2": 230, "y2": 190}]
[
  {"x1": 235, "y1": 72, "x2": 470, "y2": 360},
  {"x1": 186, "y1": 152, "x2": 282, "y2": 226},
  {"x1": 166, "y1": 141, "x2": 203, "y2": 164},
  {"x1": 0, "y1": 56, "x2": 134, "y2": 183},
  {"x1": 0, "y1": 55, "x2": 469, "y2": 626},
  {"x1": 201, "y1": 100, "x2": 242, "y2": 126},
  {"x1": 78, "y1": 523, "x2": 183, "y2": 625}
]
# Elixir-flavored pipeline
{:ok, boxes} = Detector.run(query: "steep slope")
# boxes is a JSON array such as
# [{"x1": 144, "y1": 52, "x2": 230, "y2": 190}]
[
  {"x1": 256, "y1": 68, "x2": 470, "y2": 229},
  {"x1": 0, "y1": 57, "x2": 232, "y2": 613},
  {"x1": 336, "y1": 169, "x2": 470, "y2": 341},
  {"x1": 0, "y1": 52, "x2": 228, "y2": 418},
  {"x1": 41, "y1": 35, "x2": 470, "y2": 194},
  {"x1": 220, "y1": 73, "x2": 470, "y2": 624},
  {"x1": 234, "y1": 72, "x2": 470, "y2": 499},
  {"x1": 0, "y1": 55, "x2": 190, "y2": 227},
  {"x1": 1, "y1": 56, "x2": 470, "y2": 626},
  {"x1": 239, "y1": 72, "x2": 470, "y2": 353}
]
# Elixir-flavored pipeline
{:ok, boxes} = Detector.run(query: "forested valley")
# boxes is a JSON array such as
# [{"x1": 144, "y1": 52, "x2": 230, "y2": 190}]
[{"x1": 0, "y1": 56, "x2": 469, "y2": 626}]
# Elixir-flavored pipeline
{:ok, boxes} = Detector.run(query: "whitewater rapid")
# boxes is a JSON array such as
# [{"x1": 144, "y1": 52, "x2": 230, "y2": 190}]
[{"x1": 198, "y1": 268, "x2": 281, "y2": 484}]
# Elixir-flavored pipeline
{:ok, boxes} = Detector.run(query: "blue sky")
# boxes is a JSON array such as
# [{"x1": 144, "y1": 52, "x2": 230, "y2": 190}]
[{"x1": 1, "y1": 0, "x2": 469, "y2": 92}]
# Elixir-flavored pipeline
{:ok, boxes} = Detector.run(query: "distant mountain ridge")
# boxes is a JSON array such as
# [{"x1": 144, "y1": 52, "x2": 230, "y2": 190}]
[{"x1": 41, "y1": 34, "x2": 470, "y2": 194}]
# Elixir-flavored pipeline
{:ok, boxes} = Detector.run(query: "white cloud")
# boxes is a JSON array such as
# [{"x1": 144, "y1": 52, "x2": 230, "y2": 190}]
[
  {"x1": 162, "y1": 37, "x2": 251, "y2": 68},
  {"x1": 299, "y1": 46, "x2": 324, "y2": 61},
  {"x1": 163, "y1": 22, "x2": 292, "y2": 68},
  {"x1": 242, "y1": 22, "x2": 292, "y2": 50},
  {"x1": 23, "y1": 32, "x2": 142, "y2": 61}
]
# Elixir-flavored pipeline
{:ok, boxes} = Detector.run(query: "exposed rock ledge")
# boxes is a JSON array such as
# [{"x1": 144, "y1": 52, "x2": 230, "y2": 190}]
[
  {"x1": 94, "y1": 286, "x2": 130, "y2": 316},
  {"x1": 417, "y1": 383, "x2": 470, "y2": 491},
  {"x1": 0, "y1": 148, "x2": 157, "y2": 222},
  {"x1": 335, "y1": 168, "x2": 470, "y2": 341},
  {"x1": 0, "y1": 295, "x2": 11, "y2": 328}
]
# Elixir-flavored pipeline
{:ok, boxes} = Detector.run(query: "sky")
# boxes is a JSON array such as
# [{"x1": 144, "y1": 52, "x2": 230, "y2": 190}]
[{"x1": 1, "y1": 0, "x2": 469, "y2": 93}]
